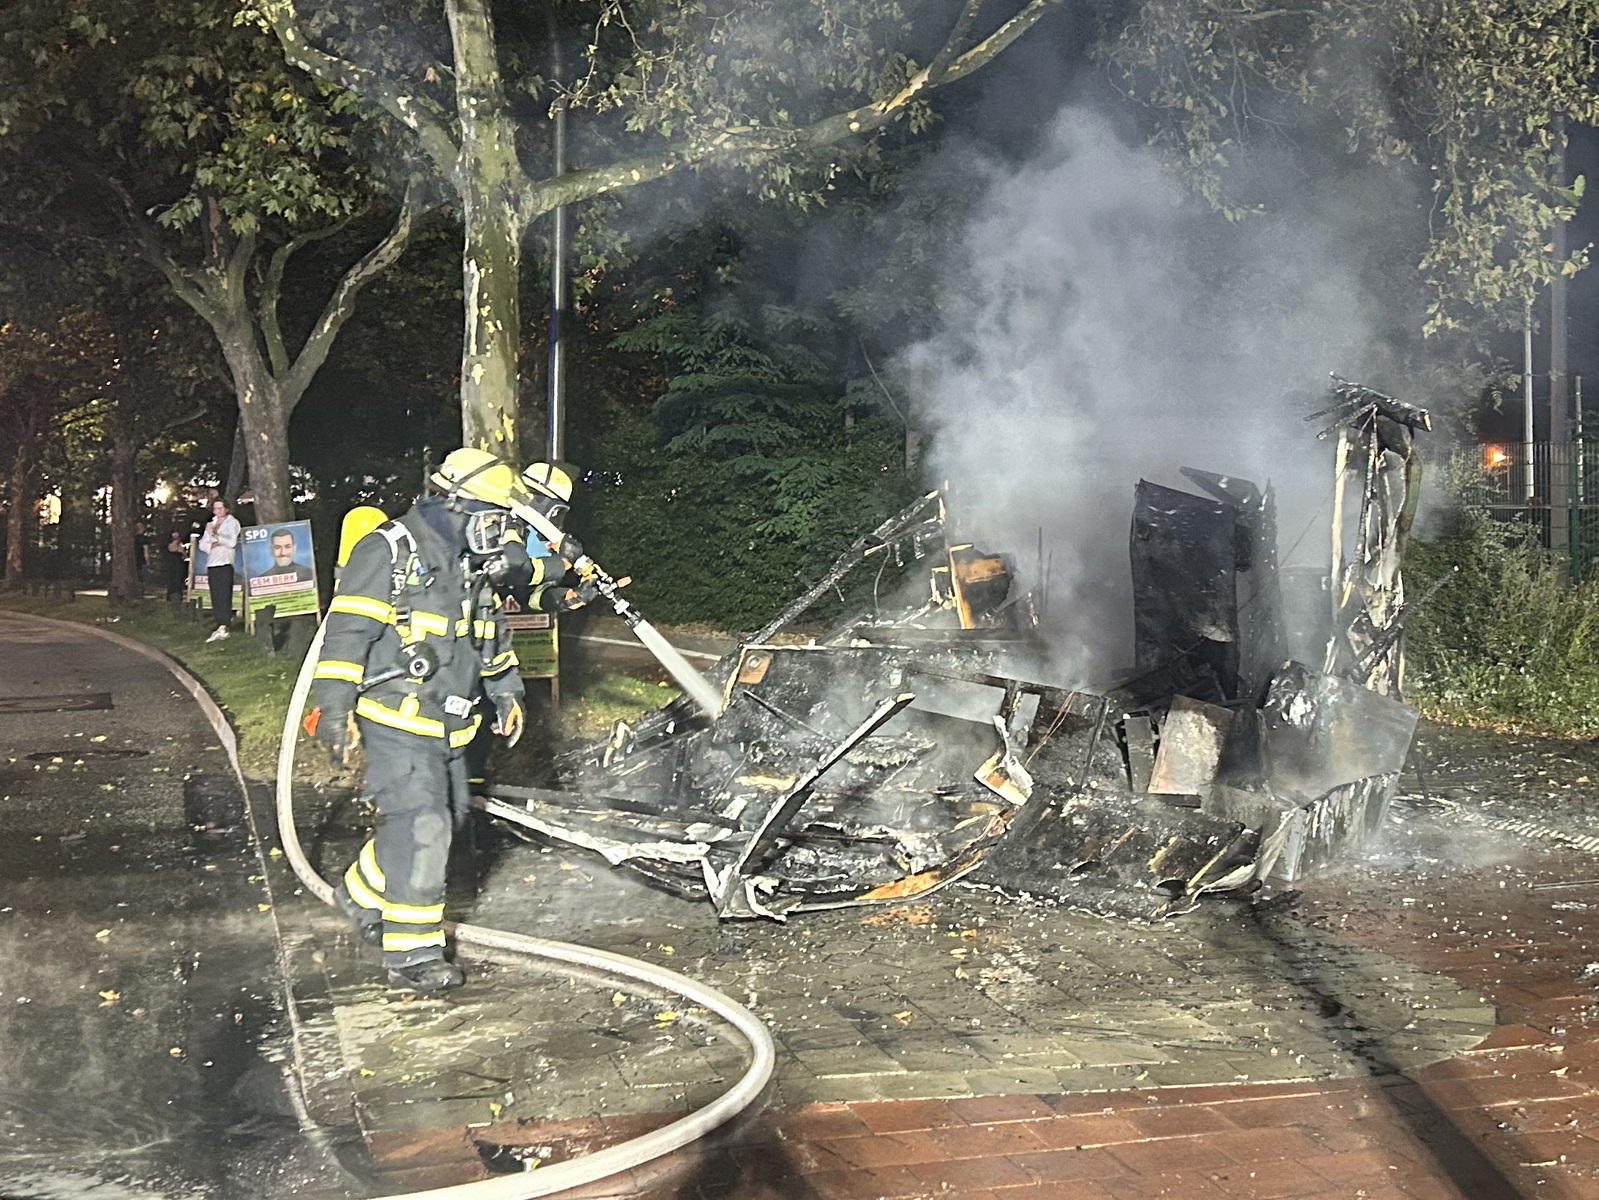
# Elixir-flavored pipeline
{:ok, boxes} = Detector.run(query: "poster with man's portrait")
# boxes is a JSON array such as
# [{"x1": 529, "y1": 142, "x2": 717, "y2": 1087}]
[{"x1": 241, "y1": 521, "x2": 319, "y2": 624}]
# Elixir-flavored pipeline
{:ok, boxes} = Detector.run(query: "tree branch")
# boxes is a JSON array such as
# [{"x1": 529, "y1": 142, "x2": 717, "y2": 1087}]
[
  {"x1": 521, "y1": 0, "x2": 1065, "y2": 217},
  {"x1": 156, "y1": 400, "x2": 209, "y2": 437},
  {"x1": 926, "y1": 0, "x2": 988, "y2": 84},
  {"x1": 85, "y1": 166, "x2": 217, "y2": 316},
  {"x1": 282, "y1": 180, "x2": 435, "y2": 410},
  {"x1": 917, "y1": 0, "x2": 1065, "y2": 90},
  {"x1": 253, "y1": 0, "x2": 464, "y2": 190},
  {"x1": 223, "y1": 230, "x2": 258, "y2": 320},
  {"x1": 260, "y1": 219, "x2": 351, "y2": 376}
]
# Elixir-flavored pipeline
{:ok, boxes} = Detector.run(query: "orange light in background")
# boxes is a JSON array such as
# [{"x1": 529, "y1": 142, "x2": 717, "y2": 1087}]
[{"x1": 1484, "y1": 445, "x2": 1510, "y2": 468}]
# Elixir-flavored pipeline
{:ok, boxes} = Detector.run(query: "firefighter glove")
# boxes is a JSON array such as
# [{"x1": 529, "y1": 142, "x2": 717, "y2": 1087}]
[
  {"x1": 493, "y1": 694, "x2": 525, "y2": 748},
  {"x1": 314, "y1": 706, "x2": 359, "y2": 766},
  {"x1": 573, "y1": 576, "x2": 604, "y2": 606},
  {"x1": 554, "y1": 532, "x2": 585, "y2": 564}
]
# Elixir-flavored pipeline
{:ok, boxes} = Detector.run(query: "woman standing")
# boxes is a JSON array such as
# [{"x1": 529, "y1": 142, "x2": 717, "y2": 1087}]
[{"x1": 198, "y1": 498, "x2": 240, "y2": 642}]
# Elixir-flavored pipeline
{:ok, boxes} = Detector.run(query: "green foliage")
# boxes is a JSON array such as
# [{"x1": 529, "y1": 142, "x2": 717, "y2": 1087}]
[
  {"x1": 587, "y1": 311, "x2": 911, "y2": 628},
  {"x1": 1406, "y1": 478, "x2": 1599, "y2": 733},
  {"x1": 0, "y1": 0, "x2": 370, "y2": 237},
  {"x1": 1104, "y1": 0, "x2": 1599, "y2": 338}
]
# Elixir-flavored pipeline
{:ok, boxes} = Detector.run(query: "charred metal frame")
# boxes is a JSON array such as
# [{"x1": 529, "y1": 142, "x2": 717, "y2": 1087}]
[{"x1": 485, "y1": 378, "x2": 1430, "y2": 920}]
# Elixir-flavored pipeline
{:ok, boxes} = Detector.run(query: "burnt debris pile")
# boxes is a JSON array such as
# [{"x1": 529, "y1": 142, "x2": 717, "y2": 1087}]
[{"x1": 485, "y1": 377, "x2": 1432, "y2": 921}]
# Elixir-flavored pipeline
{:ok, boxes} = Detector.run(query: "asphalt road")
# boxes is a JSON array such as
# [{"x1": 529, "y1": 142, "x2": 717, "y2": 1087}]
[{"x1": 0, "y1": 611, "x2": 351, "y2": 1200}]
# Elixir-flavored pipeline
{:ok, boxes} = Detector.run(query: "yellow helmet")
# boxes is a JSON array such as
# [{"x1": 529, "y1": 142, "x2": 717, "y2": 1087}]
[
  {"x1": 520, "y1": 461, "x2": 575, "y2": 503},
  {"x1": 430, "y1": 448, "x2": 525, "y2": 509}
]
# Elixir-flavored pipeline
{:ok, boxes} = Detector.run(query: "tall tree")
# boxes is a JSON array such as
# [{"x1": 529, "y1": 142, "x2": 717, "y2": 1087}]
[
  {"x1": 0, "y1": 310, "x2": 101, "y2": 586},
  {"x1": 0, "y1": 0, "x2": 433, "y2": 522},
  {"x1": 1103, "y1": 0, "x2": 1599, "y2": 336},
  {"x1": 80, "y1": 275, "x2": 216, "y2": 605},
  {"x1": 249, "y1": 0, "x2": 1064, "y2": 461}
]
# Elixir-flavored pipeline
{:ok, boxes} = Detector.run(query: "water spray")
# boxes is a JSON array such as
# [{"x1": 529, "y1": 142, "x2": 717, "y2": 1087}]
[{"x1": 508, "y1": 497, "x2": 726, "y2": 718}]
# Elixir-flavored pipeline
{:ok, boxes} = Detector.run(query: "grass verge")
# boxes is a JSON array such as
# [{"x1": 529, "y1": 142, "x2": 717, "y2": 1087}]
[
  {"x1": 0, "y1": 591, "x2": 302, "y2": 777},
  {"x1": 0, "y1": 589, "x2": 677, "y2": 777}
]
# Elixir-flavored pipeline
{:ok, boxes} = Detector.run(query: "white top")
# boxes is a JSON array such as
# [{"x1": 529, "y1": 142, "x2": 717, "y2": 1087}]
[{"x1": 199, "y1": 514, "x2": 241, "y2": 568}]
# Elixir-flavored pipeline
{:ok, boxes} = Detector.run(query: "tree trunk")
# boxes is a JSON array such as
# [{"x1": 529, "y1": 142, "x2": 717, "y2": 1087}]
[
  {"x1": 220, "y1": 333, "x2": 295, "y2": 524},
  {"x1": 107, "y1": 439, "x2": 140, "y2": 606},
  {"x1": 4, "y1": 453, "x2": 34, "y2": 588},
  {"x1": 223, "y1": 422, "x2": 249, "y2": 505},
  {"x1": 448, "y1": 0, "x2": 526, "y2": 463},
  {"x1": 459, "y1": 204, "x2": 522, "y2": 461}
]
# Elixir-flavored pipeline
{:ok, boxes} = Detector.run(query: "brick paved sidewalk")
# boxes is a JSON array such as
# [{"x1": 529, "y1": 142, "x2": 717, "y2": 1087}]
[
  {"x1": 290, "y1": 721, "x2": 1599, "y2": 1199},
  {"x1": 384, "y1": 836, "x2": 1599, "y2": 1200},
  {"x1": 425, "y1": 1030, "x2": 1593, "y2": 1200}
]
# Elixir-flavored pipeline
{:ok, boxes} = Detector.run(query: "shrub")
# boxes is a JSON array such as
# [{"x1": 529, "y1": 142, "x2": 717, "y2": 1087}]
[
  {"x1": 1405, "y1": 486, "x2": 1599, "y2": 733},
  {"x1": 584, "y1": 313, "x2": 912, "y2": 630}
]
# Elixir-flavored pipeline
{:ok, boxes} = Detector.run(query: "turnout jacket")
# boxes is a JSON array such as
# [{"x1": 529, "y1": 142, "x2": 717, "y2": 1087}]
[{"x1": 312, "y1": 503, "x2": 524, "y2": 748}]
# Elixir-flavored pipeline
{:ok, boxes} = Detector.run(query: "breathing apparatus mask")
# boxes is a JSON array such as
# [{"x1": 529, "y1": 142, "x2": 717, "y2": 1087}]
[
  {"x1": 429, "y1": 449, "x2": 536, "y2": 605},
  {"x1": 464, "y1": 507, "x2": 513, "y2": 557},
  {"x1": 451, "y1": 500, "x2": 530, "y2": 605}
]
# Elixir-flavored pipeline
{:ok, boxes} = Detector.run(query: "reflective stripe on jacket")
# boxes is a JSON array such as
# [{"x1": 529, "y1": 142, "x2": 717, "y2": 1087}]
[{"x1": 310, "y1": 501, "x2": 524, "y2": 739}]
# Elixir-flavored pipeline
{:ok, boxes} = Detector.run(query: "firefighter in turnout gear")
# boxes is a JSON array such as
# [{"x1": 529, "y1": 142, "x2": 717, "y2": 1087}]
[
  {"x1": 310, "y1": 448, "x2": 531, "y2": 992},
  {"x1": 519, "y1": 461, "x2": 603, "y2": 614}
]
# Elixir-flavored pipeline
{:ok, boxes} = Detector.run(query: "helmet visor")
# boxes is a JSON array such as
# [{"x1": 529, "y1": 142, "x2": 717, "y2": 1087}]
[{"x1": 465, "y1": 509, "x2": 511, "y2": 556}]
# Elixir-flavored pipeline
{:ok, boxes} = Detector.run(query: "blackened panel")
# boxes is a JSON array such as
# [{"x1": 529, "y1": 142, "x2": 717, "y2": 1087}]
[
  {"x1": 1130, "y1": 481, "x2": 1240, "y2": 701},
  {"x1": 1259, "y1": 662, "x2": 1419, "y2": 802},
  {"x1": 1237, "y1": 483, "x2": 1285, "y2": 703}
]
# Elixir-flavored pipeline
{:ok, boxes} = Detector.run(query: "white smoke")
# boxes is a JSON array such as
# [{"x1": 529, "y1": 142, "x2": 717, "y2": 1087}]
[{"x1": 903, "y1": 108, "x2": 1423, "y2": 683}]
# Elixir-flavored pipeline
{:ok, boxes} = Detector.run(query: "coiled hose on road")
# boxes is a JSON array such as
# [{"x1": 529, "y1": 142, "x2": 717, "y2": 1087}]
[{"x1": 275, "y1": 622, "x2": 776, "y2": 1200}]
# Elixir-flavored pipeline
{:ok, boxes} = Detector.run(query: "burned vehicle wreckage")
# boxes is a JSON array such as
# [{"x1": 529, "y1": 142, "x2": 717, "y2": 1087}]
[{"x1": 482, "y1": 379, "x2": 1431, "y2": 922}]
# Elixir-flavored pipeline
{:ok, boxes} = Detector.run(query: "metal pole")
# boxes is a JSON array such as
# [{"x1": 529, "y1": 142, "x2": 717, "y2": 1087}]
[
  {"x1": 1550, "y1": 112, "x2": 1571, "y2": 571},
  {"x1": 546, "y1": 13, "x2": 569, "y2": 464},
  {"x1": 1523, "y1": 302, "x2": 1536, "y2": 502},
  {"x1": 1577, "y1": 374, "x2": 1585, "y2": 505},
  {"x1": 1578, "y1": 375, "x2": 1586, "y2": 574}
]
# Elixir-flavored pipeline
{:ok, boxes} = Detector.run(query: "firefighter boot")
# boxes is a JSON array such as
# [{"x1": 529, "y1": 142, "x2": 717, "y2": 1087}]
[
  {"x1": 332, "y1": 882, "x2": 383, "y2": 950},
  {"x1": 387, "y1": 958, "x2": 465, "y2": 993}
]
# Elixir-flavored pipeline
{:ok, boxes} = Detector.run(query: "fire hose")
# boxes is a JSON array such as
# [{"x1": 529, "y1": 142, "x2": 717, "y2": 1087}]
[
  {"x1": 276, "y1": 620, "x2": 775, "y2": 1199},
  {"x1": 508, "y1": 500, "x2": 726, "y2": 719}
]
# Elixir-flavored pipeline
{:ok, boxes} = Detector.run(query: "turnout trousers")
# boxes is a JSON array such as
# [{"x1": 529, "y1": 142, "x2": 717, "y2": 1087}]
[{"x1": 335, "y1": 720, "x2": 470, "y2": 968}]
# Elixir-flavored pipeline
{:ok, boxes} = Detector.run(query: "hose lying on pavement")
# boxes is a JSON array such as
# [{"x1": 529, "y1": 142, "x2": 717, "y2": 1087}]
[{"x1": 274, "y1": 621, "x2": 777, "y2": 1200}]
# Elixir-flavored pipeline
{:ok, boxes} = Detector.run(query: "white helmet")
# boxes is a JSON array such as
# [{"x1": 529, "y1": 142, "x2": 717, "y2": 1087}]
[{"x1": 519, "y1": 461, "x2": 576, "y2": 526}]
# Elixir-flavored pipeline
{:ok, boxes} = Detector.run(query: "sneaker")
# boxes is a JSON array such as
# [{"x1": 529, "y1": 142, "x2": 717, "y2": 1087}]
[
  {"x1": 205, "y1": 626, "x2": 229, "y2": 643},
  {"x1": 387, "y1": 959, "x2": 465, "y2": 993}
]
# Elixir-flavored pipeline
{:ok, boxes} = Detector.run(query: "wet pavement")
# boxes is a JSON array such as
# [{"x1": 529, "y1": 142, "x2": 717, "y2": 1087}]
[
  {"x1": 0, "y1": 611, "x2": 352, "y2": 1200},
  {"x1": 7, "y1": 608, "x2": 1599, "y2": 1198},
  {"x1": 280, "y1": 718, "x2": 1599, "y2": 1197}
]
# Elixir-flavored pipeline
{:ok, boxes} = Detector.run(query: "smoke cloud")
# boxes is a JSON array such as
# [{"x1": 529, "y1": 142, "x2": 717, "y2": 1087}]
[{"x1": 902, "y1": 107, "x2": 1425, "y2": 684}]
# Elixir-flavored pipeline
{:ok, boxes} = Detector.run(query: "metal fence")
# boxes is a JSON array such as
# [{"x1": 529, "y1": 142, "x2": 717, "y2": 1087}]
[
  {"x1": 1, "y1": 511, "x2": 111, "y2": 583},
  {"x1": 1477, "y1": 440, "x2": 1599, "y2": 577}
]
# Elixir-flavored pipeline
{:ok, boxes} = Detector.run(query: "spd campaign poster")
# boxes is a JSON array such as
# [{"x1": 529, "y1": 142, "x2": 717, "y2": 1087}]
[{"x1": 240, "y1": 520, "x2": 320, "y2": 625}]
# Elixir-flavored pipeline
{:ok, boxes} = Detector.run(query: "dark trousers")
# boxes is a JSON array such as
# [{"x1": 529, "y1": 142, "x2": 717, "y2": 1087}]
[
  {"x1": 207, "y1": 562, "x2": 234, "y2": 627},
  {"x1": 338, "y1": 720, "x2": 469, "y2": 967}
]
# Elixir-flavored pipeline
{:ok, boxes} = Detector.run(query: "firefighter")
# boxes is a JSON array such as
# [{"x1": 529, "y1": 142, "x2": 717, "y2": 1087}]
[
  {"x1": 309, "y1": 448, "x2": 532, "y2": 992},
  {"x1": 519, "y1": 461, "x2": 602, "y2": 614}
]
